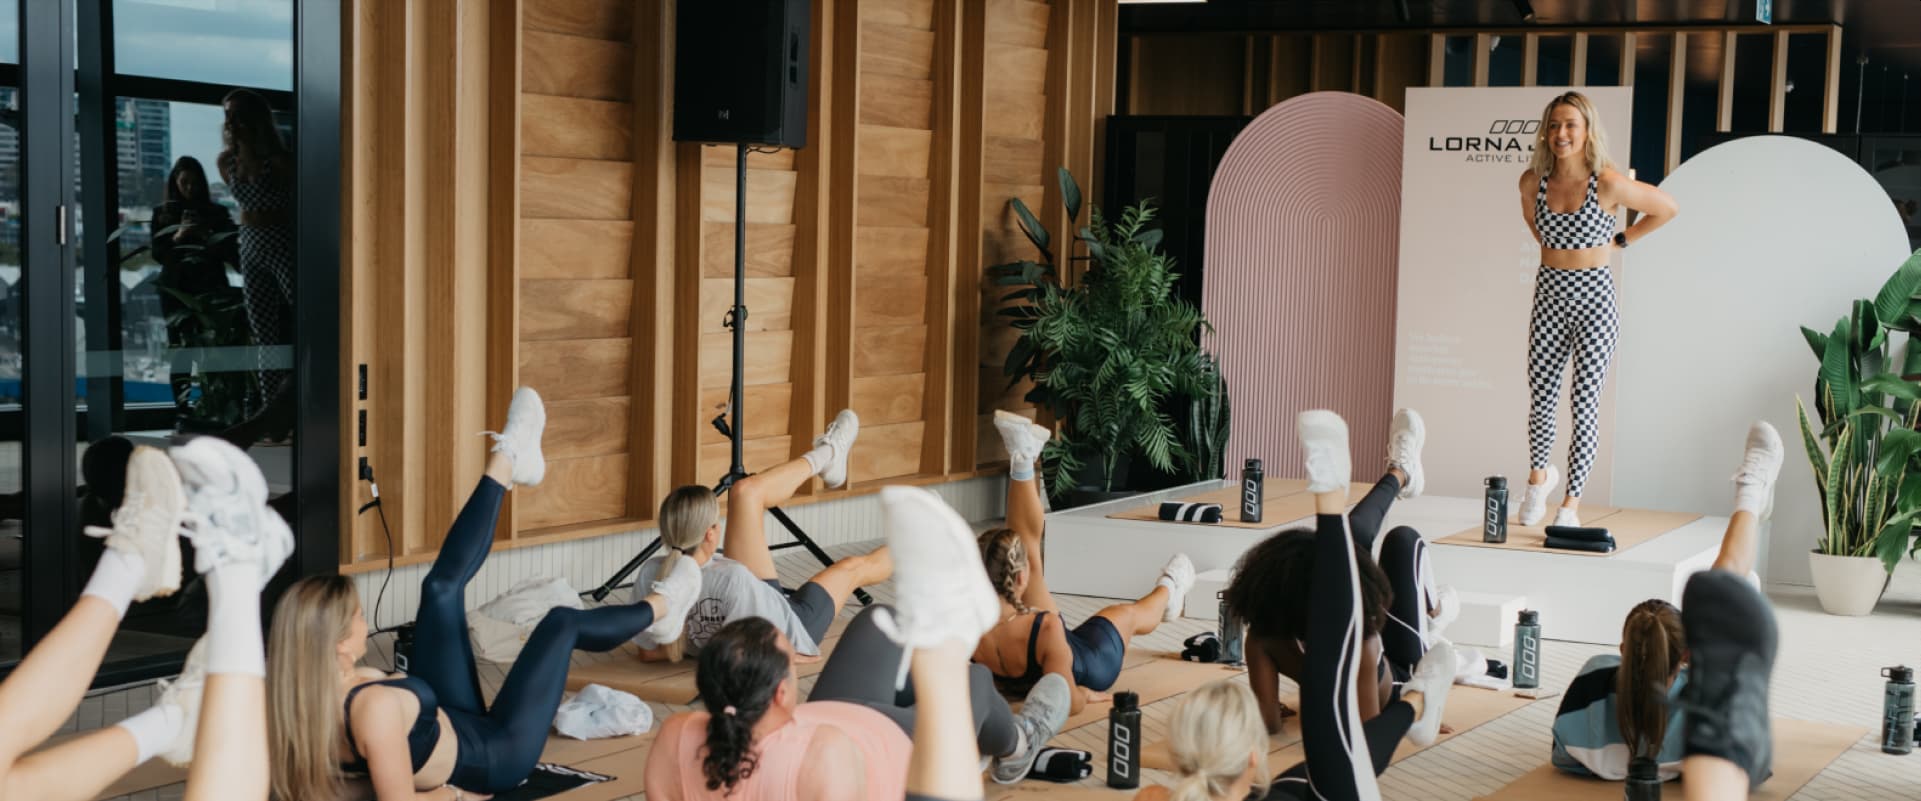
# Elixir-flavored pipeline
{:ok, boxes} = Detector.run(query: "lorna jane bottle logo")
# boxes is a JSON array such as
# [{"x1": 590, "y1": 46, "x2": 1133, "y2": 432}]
[
  {"x1": 1111, "y1": 724, "x2": 1133, "y2": 778},
  {"x1": 1485, "y1": 495, "x2": 1502, "y2": 531},
  {"x1": 1428, "y1": 119, "x2": 1538, "y2": 164},
  {"x1": 1243, "y1": 480, "x2": 1259, "y2": 514},
  {"x1": 1518, "y1": 632, "x2": 1539, "y2": 681}
]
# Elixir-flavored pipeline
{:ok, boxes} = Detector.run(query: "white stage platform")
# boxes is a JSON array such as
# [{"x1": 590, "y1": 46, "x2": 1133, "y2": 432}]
[{"x1": 1044, "y1": 480, "x2": 1730, "y2": 646}]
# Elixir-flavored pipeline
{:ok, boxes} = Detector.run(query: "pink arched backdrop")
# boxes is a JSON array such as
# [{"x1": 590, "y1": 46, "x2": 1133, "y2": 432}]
[{"x1": 1203, "y1": 93, "x2": 1404, "y2": 482}]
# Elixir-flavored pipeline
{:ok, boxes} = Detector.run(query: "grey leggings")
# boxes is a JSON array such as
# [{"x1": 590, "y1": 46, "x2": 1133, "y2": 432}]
[{"x1": 809, "y1": 605, "x2": 1020, "y2": 759}]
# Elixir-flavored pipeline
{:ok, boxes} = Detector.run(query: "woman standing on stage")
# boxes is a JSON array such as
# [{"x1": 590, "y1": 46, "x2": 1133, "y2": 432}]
[{"x1": 1514, "y1": 91, "x2": 1677, "y2": 527}]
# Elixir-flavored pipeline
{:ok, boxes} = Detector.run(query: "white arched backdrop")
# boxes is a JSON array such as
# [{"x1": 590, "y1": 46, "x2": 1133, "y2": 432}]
[
  {"x1": 1202, "y1": 93, "x2": 1404, "y2": 481},
  {"x1": 1610, "y1": 136, "x2": 1914, "y2": 585}
]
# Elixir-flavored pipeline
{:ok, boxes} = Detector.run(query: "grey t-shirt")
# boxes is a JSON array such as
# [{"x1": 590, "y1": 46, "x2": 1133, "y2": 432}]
[{"x1": 632, "y1": 554, "x2": 820, "y2": 656}]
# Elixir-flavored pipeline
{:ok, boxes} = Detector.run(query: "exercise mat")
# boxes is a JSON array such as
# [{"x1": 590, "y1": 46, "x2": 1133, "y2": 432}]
[
  {"x1": 1440, "y1": 508, "x2": 1701, "y2": 556},
  {"x1": 489, "y1": 763, "x2": 611, "y2": 801},
  {"x1": 1107, "y1": 481, "x2": 1373, "y2": 530},
  {"x1": 565, "y1": 615, "x2": 851, "y2": 703},
  {"x1": 1266, "y1": 682, "x2": 1539, "y2": 769},
  {"x1": 1475, "y1": 718, "x2": 1864, "y2": 801},
  {"x1": 1021, "y1": 653, "x2": 1246, "y2": 734}
]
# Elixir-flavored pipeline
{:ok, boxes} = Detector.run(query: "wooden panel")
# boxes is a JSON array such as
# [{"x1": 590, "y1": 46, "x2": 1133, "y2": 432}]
[
  {"x1": 699, "y1": 330, "x2": 796, "y2": 387},
  {"x1": 854, "y1": 325, "x2": 928, "y2": 376},
  {"x1": 983, "y1": 136, "x2": 1044, "y2": 185},
  {"x1": 522, "y1": 156, "x2": 632, "y2": 219},
  {"x1": 984, "y1": 90, "x2": 1046, "y2": 139},
  {"x1": 701, "y1": 145, "x2": 798, "y2": 171},
  {"x1": 519, "y1": 338, "x2": 632, "y2": 400},
  {"x1": 1718, "y1": 31, "x2": 1737, "y2": 132},
  {"x1": 850, "y1": 421, "x2": 925, "y2": 482},
  {"x1": 855, "y1": 276, "x2": 928, "y2": 326},
  {"x1": 858, "y1": 176, "x2": 932, "y2": 226},
  {"x1": 986, "y1": 0, "x2": 1050, "y2": 49},
  {"x1": 978, "y1": 366, "x2": 1033, "y2": 411},
  {"x1": 1769, "y1": 30, "x2": 1788, "y2": 132},
  {"x1": 986, "y1": 44, "x2": 1048, "y2": 96},
  {"x1": 701, "y1": 223, "x2": 797, "y2": 278},
  {"x1": 981, "y1": 183, "x2": 1044, "y2": 232},
  {"x1": 524, "y1": 0, "x2": 631, "y2": 40},
  {"x1": 701, "y1": 167, "x2": 800, "y2": 225},
  {"x1": 1824, "y1": 26, "x2": 1841, "y2": 133},
  {"x1": 860, "y1": 74, "x2": 935, "y2": 128},
  {"x1": 855, "y1": 226, "x2": 930, "y2": 282},
  {"x1": 1667, "y1": 32, "x2": 1686, "y2": 173},
  {"x1": 698, "y1": 383, "x2": 795, "y2": 445},
  {"x1": 521, "y1": 94, "x2": 631, "y2": 160},
  {"x1": 699, "y1": 435, "x2": 795, "y2": 483},
  {"x1": 521, "y1": 279, "x2": 634, "y2": 340},
  {"x1": 852, "y1": 373, "x2": 927, "y2": 426},
  {"x1": 861, "y1": 0, "x2": 935, "y2": 29},
  {"x1": 523, "y1": 30, "x2": 631, "y2": 101},
  {"x1": 863, "y1": 21, "x2": 936, "y2": 80},
  {"x1": 981, "y1": 227, "x2": 1031, "y2": 268},
  {"x1": 858, "y1": 125, "x2": 934, "y2": 179},
  {"x1": 697, "y1": 277, "x2": 797, "y2": 333},
  {"x1": 522, "y1": 219, "x2": 633, "y2": 279},
  {"x1": 978, "y1": 324, "x2": 1023, "y2": 369},
  {"x1": 544, "y1": 397, "x2": 632, "y2": 459},
  {"x1": 518, "y1": 454, "x2": 629, "y2": 529}
]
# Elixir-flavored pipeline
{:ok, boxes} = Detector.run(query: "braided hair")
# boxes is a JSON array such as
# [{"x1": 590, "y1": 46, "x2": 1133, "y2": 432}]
[
  {"x1": 693, "y1": 618, "x2": 790, "y2": 792},
  {"x1": 977, "y1": 527, "x2": 1031, "y2": 613}
]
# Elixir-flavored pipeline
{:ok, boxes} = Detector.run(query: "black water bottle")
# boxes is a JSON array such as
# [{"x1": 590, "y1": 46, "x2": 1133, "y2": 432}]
[
  {"x1": 1884, "y1": 666, "x2": 1915, "y2": 755},
  {"x1": 1484, "y1": 476, "x2": 1509, "y2": 543},
  {"x1": 393, "y1": 622, "x2": 417, "y2": 674},
  {"x1": 1624, "y1": 756, "x2": 1662, "y2": 800},
  {"x1": 1218, "y1": 590, "x2": 1245, "y2": 666},
  {"x1": 1513, "y1": 610, "x2": 1541, "y2": 690},
  {"x1": 1241, "y1": 458, "x2": 1264, "y2": 523},
  {"x1": 1107, "y1": 691, "x2": 1142, "y2": 789}
]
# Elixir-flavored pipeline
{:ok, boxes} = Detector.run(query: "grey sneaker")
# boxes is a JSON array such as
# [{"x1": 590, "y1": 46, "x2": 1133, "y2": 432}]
[
  {"x1": 156, "y1": 637, "x2": 209, "y2": 767},
  {"x1": 83, "y1": 446, "x2": 187, "y2": 601},
  {"x1": 992, "y1": 673, "x2": 1070, "y2": 784},
  {"x1": 1679, "y1": 570, "x2": 1776, "y2": 787}
]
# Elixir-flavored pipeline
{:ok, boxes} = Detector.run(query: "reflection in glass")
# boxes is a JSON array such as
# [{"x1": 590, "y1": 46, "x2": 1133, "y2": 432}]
[
  {"x1": 111, "y1": 0, "x2": 292, "y2": 91},
  {"x1": 0, "y1": 0, "x2": 19, "y2": 665},
  {"x1": 1868, "y1": 142, "x2": 1921, "y2": 251}
]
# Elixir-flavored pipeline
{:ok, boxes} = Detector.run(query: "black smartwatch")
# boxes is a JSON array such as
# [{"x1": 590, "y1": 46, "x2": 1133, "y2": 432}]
[{"x1": 1613, "y1": 232, "x2": 1629, "y2": 249}]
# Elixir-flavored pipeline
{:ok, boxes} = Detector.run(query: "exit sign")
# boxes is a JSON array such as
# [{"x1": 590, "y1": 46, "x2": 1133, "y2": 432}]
[{"x1": 1757, "y1": 0, "x2": 1772, "y2": 23}]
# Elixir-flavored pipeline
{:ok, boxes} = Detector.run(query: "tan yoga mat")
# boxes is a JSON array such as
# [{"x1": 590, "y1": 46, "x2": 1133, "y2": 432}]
[
  {"x1": 1018, "y1": 653, "x2": 1247, "y2": 734},
  {"x1": 1477, "y1": 718, "x2": 1865, "y2": 801},
  {"x1": 565, "y1": 615, "x2": 852, "y2": 703},
  {"x1": 1267, "y1": 683, "x2": 1539, "y2": 769},
  {"x1": 1439, "y1": 507, "x2": 1702, "y2": 556},
  {"x1": 1106, "y1": 481, "x2": 1373, "y2": 529}
]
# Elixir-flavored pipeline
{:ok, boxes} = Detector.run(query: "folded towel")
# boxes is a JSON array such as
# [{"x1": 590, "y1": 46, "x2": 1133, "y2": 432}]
[
  {"x1": 1028, "y1": 748, "x2": 1093, "y2": 782},
  {"x1": 1159, "y1": 502, "x2": 1223, "y2": 523},
  {"x1": 1181, "y1": 632, "x2": 1222, "y2": 663}
]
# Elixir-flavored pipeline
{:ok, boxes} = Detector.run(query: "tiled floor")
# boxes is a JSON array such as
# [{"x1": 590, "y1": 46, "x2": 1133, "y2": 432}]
[{"x1": 83, "y1": 541, "x2": 1921, "y2": 801}]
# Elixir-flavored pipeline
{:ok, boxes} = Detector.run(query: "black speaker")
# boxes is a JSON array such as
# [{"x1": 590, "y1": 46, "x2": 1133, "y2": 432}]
[{"x1": 673, "y1": 0, "x2": 810, "y2": 148}]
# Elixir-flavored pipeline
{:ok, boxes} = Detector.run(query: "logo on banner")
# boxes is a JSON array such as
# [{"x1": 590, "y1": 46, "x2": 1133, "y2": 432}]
[{"x1": 1428, "y1": 119, "x2": 1538, "y2": 164}]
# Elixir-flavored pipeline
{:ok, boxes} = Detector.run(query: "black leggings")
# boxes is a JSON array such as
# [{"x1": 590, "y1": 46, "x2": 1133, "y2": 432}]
[
  {"x1": 1267, "y1": 510, "x2": 1416, "y2": 801},
  {"x1": 411, "y1": 478, "x2": 663, "y2": 793},
  {"x1": 809, "y1": 605, "x2": 1021, "y2": 759},
  {"x1": 1348, "y1": 473, "x2": 1436, "y2": 685}
]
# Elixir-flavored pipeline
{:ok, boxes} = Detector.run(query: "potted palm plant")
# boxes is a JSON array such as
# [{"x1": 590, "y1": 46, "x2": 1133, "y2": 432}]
[
  {"x1": 1797, "y1": 248, "x2": 1921, "y2": 616},
  {"x1": 990, "y1": 169, "x2": 1222, "y2": 505}
]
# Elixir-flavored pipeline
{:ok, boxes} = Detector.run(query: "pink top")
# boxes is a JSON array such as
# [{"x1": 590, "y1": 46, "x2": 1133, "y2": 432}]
[{"x1": 671, "y1": 701, "x2": 910, "y2": 800}]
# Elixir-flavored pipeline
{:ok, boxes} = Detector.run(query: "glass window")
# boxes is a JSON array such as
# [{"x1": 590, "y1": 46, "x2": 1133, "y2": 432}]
[
  {"x1": 111, "y1": 0, "x2": 292, "y2": 91},
  {"x1": 0, "y1": 0, "x2": 17, "y2": 664}
]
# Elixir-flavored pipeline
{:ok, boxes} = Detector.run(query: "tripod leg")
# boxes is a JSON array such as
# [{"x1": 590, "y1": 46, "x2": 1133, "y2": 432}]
[{"x1": 770, "y1": 506, "x2": 875, "y2": 606}]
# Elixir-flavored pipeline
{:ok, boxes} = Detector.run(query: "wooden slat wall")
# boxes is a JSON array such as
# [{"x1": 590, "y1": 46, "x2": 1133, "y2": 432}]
[{"x1": 342, "y1": 0, "x2": 1113, "y2": 570}]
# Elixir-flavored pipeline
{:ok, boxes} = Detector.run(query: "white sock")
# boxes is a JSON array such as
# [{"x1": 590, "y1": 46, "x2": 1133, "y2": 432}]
[
  {"x1": 1733, "y1": 481, "x2": 1769, "y2": 515},
  {"x1": 83, "y1": 548, "x2": 145, "y2": 618},
  {"x1": 802, "y1": 443, "x2": 835, "y2": 475},
  {"x1": 204, "y1": 563, "x2": 265, "y2": 677},
  {"x1": 115, "y1": 703, "x2": 185, "y2": 766},
  {"x1": 1008, "y1": 455, "x2": 1036, "y2": 482}
]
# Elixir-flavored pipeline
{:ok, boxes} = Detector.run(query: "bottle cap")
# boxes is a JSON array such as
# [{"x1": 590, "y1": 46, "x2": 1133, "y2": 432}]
[
  {"x1": 1518, "y1": 609, "x2": 1539, "y2": 626},
  {"x1": 1245, "y1": 458, "x2": 1263, "y2": 471},
  {"x1": 1886, "y1": 665, "x2": 1914, "y2": 683},
  {"x1": 1113, "y1": 690, "x2": 1140, "y2": 712},
  {"x1": 1486, "y1": 475, "x2": 1507, "y2": 490}
]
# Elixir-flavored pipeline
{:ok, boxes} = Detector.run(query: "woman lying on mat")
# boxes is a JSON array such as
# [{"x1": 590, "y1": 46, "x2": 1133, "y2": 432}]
[
  {"x1": 1551, "y1": 421, "x2": 1783, "y2": 784},
  {"x1": 0, "y1": 438, "x2": 287, "y2": 801},
  {"x1": 1224, "y1": 408, "x2": 1459, "y2": 735},
  {"x1": 267, "y1": 388, "x2": 703, "y2": 801},
  {"x1": 971, "y1": 411, "x2": 1197, "y2": 715},
  {"x1": 629, "y1": 410, "x2": 895, "y2": 664},
  {"x1": 646, "y1": 487, "x2": 1070, "y2": 800}
]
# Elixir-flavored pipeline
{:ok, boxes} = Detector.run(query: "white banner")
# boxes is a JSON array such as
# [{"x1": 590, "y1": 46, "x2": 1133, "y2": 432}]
[{"x1": 1391, "y1": 87, "x2": 1632, "y2": 501}]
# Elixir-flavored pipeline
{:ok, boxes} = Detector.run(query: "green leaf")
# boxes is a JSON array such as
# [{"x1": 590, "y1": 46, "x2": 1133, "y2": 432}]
[
  {"x1": 1877, "y1": 249, "x2": 1921, "y2": 326},
  {"x1": 1862, "y1": 374, "x2": 1921, "y2": 402},
  {"x1": 1133, "y1": 228, "x2": 1164, "y2": 252},
  {"x1": 1823, "y1": 424, "x2": 1852, "y2": 554},
  {"x1": 1821, "y1": 317, "x2": 1858, "y2": 417},
  {"x1": 1010, "y1": 198, "x2": 1051, "y2": 258},
  {"x1": 1802, "y1": 326, "x2": 1830, "y2": 362},
  {"x1": 1877, "y1": 510, "x2": 1918, "y2": 571},
  {"x1": 1058, "y1": 167, "x2": 1083, "y2": 226}
]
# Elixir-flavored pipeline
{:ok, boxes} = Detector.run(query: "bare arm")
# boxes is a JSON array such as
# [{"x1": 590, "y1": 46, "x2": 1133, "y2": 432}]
[
  {"x1": 1357, "y1": 636, "x2": 1385, "y2": 721},
  {"x1": 352, "y1": 692, "x2": 481, "y2": 801},
  {"x1": 1244, "y1": 639, "x2": 1293, "y2": 735},
  {"x1": 1601, "y1": 168, "x2": 1677, "y2": 245},
  {"x1": 796, "y1": 726, "x2": 867, "y2": 801},
  {"x1": 1519, "y1": 169, "x2": 1543, "y2": 244}
]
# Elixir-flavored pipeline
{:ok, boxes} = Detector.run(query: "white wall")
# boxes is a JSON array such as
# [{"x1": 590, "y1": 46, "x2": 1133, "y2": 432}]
[{"x1": 1610, "y1": 136, "x2": 1913, "y2": 586}]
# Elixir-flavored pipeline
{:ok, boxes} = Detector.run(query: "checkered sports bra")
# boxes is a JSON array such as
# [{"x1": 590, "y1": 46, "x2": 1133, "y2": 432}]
[{"x1": 1535, "y1": 172, "x2": 1616, "y2": 250}]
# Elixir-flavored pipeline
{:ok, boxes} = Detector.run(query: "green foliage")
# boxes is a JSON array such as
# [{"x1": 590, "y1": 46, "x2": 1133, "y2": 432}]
[
  {"x1": 1797, "y1": 248, "x2": 1921, "y2": 572},
  {"x1": 989, "y1": 168, "x2": 1222, "y2": 494}
]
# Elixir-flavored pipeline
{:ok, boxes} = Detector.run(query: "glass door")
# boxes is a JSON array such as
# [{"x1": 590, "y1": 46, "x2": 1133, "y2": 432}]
[
  {"x1": 1862, "y1": 136, "x2": 1921, "y2": 253},
  {"x1": 0, "y1": 0, "x2": 22, "y2": 665}
]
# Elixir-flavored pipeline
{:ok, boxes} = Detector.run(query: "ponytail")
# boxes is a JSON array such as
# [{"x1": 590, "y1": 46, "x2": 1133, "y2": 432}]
[
  {"x1": 977, "y1": 528, "x2": 1031, "y2": 613},
  {"x1": 1168, "y1": 772, "x2": 1222, "y2": 801},
  {"x1": 656, "y1": 485, "x2": 717, "y2": 663},
  {"x1": 1166, "y1": 680, "x2": 1270, "y2": 801},
  {"x1": 1616, "y1": 599, "x2": 1685, "y2": 759},
  {"x1": 693, "y1": 618, "x2": 789, "y2": 792}
]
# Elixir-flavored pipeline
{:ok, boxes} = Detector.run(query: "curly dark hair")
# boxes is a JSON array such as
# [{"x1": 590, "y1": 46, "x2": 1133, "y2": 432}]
[
  {"x1": 1223, "y1": 528, "x2": 1393, "y2": 642},
  {"x1": 693, "y1": 618, "x2": 790, "y2": 792}
]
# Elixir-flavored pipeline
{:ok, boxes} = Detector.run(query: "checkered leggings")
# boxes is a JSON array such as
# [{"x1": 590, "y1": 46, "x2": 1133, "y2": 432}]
[{"x1": 1526, "y1": 266, "x2": 1618, "y2": 498}]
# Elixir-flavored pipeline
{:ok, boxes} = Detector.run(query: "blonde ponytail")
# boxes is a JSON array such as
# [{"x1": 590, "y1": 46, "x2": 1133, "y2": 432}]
[
  {"x1": 654, "y1": 486, "x2": 718, "y2": 662},
  {"x1": 1166, "y1": 680, "x2": 1270, "y2": 801}
]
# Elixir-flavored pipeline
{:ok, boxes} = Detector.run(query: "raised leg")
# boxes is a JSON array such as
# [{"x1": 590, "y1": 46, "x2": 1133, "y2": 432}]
[
  {"x1": 1715, "y1": 421, "x2": 1784, "y2": 577},
  {"x1": 409, "y1": 476, "x2": 508, "y2": 715},
  {"x1": 1005, "y1": 475, "x2": 1057, "y2": 614},
  {"x1": 724, "y1": 456, "x2": 819, "y2": 581},
  {"x1": 803, "y1": 547, "x2": 894, "y2": 619},
  {"x1": 1347, "y1": 472, "x2": 1401, "y2": 553},
  {"x1": 903, "y1": 643, "x2": 986, "y2": 801},
  {"x1": 1376, "y1": 526, "x2": 1433, "y2": 675}
]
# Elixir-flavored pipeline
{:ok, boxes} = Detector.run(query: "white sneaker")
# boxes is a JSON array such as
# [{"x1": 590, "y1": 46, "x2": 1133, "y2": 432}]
[
  {"x1": 992, "y1": 673, "x2": 1070, "y2": 784},
  {"x1": 642, "y1": 553, "x2": 704, "y2": 645},
  {"x1": 872, "y1": 486, "x2": 1000, "y2": 654},
  {"x1": 84, "y1": 446, "x2": 187, "y2": 602},
  {"x1": 1387, "y1": 408, "x2": 1426, "y2": 499},
  {"x1": 1296, "y1": 410, "x2": 1350, "y2": 495},
  {"x1": 1517, "y1": 466, "x2": 1559, "y2": 526},
  {"x1": 1551, "y1": 507, "x2": 1580, "y2": 528},
  {"x1": 1157, "y1": 553, "x2": 1196, "y2": 622},
  {"x1": 156, "y1": 637, "x2": 209, "y2": 767},
  {"x1": 813, "y1": 409, "x2": 861, "y2": 489},
  {"x1": 1428, "y1": 585, "x2": 1460, "y2": 637},
  {"x1": 1404, "y1": 639, "x2": 1456, "y2": 746},
  {"x1": 1733, "y1": 421, "x2": 1784, "y2": 519},
  {"x1": 170, "y1": 437, "x2": 293, "y2": 587},
  {"x1": 993, "y1": 410, "x2": 1051, "y2": 466},
  {"x1": 483, "y1": 386, "x2": 547, "y2": 487}
]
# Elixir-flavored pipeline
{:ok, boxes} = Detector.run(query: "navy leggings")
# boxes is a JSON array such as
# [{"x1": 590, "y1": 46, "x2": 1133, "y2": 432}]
[{"x1": 411, "y1": 478, "x2": 661, "y2": 793}]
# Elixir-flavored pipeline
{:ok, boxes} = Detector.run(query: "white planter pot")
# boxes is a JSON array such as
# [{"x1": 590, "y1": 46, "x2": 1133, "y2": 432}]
[{"x1": 1808, "y1": 551, "x2": 1889, "y2": 616}]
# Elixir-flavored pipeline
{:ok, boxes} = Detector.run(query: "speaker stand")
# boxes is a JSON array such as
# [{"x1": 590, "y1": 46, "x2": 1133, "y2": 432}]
[{"x1": 592, "y1": 143, "x2": 871, "y2": 607}]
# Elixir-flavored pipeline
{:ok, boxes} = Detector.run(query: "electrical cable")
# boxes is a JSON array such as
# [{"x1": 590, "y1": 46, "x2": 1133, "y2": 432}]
[{"x1": 357, "y1": 462, "x2": 399, "y2": 671}]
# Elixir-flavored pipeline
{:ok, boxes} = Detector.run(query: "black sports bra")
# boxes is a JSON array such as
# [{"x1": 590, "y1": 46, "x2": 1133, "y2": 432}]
[{"x1": 341, "y1": 676, "x2": 442, "y2": 775}]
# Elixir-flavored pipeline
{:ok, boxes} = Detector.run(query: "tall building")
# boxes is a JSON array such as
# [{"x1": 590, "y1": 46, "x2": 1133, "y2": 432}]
[
  {"x1": 118, "y1": 98, "x2": 172, "y2": 206},
  {"x1": 0, "y1": 87, "x2": 18, "y2": 204}
]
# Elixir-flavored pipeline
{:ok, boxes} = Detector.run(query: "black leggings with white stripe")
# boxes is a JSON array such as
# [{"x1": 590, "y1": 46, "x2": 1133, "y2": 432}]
[{"x1": 1350, "y1": 473, "x2": 1437, "y2": 684}]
